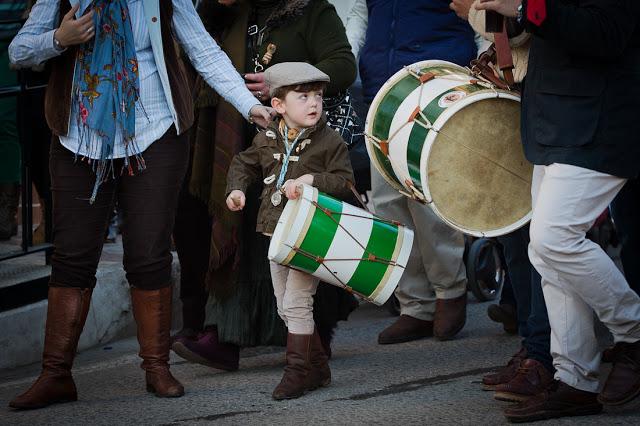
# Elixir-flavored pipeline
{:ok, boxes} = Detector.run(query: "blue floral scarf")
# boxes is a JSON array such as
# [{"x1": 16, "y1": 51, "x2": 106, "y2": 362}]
[{"x1": 73, "y1": 0, "x2": 143, "y2": 203}]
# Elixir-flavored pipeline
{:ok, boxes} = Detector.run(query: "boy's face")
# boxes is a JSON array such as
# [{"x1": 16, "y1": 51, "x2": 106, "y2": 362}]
[{"x1": 272, "y1": 89, "x2": 324, "y2": 129}]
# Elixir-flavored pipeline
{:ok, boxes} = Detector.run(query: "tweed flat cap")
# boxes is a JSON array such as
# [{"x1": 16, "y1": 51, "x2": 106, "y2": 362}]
[{"x1": 265, "y1": 62, "x2": 330, "y2": 97}]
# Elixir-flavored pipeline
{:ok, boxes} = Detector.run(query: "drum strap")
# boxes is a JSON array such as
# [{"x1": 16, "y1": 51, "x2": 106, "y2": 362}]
[
  {"x1": 493, "y1": 20, "x2": 515, "y2": 87},
  {"x1": 347, "y1": 181, "x2": 371, "y2": 213}
]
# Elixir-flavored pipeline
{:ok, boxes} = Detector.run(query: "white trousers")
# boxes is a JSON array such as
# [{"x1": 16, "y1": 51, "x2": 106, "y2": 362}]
[
  {"x1": 269, "y1": 262, "x2": 319, "y2": 335},
  {"x1": 528, "y1": 163, "x2": 640, "y2": 392},
  {"x1": 371, "y1": 166, "x2": 467, "y2": 321}
]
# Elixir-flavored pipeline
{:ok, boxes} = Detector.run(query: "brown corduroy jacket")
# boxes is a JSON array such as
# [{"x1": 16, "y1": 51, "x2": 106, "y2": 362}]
[{"x1": 226, "y1": 115, "x2": 355, "y2": 234}]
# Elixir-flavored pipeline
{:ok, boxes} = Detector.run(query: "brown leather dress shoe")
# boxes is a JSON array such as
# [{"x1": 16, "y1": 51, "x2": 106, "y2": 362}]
[
  {"x1": 434, "y1": 293, "x2": 467, "y2": 340},
  {"x1": 377, "y1": 315, "x2": 433, "y2": 345},
  {"x1": 494, "y1": 359, "x2": 554, "y2": 402},
  {"x1": 598, "y1": 340, "x2": 640, "y2": 405},
  {"x1": 482, "y1": 347, "x2": 527, "y2": 391},
  {"x1": 503, "y1": 380, "x2": 602, "y2": 423}
]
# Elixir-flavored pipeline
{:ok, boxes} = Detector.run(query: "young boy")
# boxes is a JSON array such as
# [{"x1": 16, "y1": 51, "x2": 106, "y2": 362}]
[{"x1": 225, "y1": 62, "x2": 355, "y2": 400}]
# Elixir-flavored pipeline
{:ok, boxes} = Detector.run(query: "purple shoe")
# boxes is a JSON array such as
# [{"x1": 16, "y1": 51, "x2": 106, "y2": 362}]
[{"x1": 171, "y1": 326, "x2": 239, "y2": 371}]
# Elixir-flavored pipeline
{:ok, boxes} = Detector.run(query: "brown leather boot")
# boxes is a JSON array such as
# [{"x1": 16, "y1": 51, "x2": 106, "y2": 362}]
[
  {"x1": 598, "y1": 340, "x2": 640, "y2": 405},
  {"x1": 378, "y1": 315, "x2": 433, "y2": 344},
  {"x1": 309, "y1": 329, "x2": 331, "y2": 389},
  {"x1": 494, "y1": 358, "x2": 554, "y2": 402},
  {"x1": 503, "y1": 380, "x2": 602, "y2": 423},
  {"x1": 272, "y1": 333, "x2": 313, "y2": 400},
  {"x1": 433, "y1": 293, "x2": 467, "y2": 340},
  {"x1": 9, "y1": 287, "x2": 92, "y2": 410},
  {"x1": 482, "y1": 347, "x2": 527, "y2": 391},
  {"x1": 131, "y1": 287, "x2": 184, "y2": 398}
]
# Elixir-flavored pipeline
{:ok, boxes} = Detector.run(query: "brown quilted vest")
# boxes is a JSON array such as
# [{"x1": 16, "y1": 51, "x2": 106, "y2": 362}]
[{"x1": 44, "y1": 1, "x2": 194, "y2": 136}]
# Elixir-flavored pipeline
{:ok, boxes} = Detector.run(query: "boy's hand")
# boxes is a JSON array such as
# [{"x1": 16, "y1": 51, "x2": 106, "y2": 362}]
[
  {"x1": 450, "y1": 0, "x2": 475, "y2": 20},
  {"x1": 284, "y1": 175, "x2": 314, "y2": 200},
  {"x1": 226, "y1": 190, "x2": 246, "y2": 211}
]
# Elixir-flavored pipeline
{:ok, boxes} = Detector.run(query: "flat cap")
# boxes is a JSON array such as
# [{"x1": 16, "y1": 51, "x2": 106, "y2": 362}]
[{"x1": 265, "y1": 62, "x2": 330, "y2": 97}]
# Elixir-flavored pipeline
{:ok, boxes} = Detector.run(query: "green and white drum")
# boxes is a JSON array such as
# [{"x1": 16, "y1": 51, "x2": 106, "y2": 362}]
[
  {"x1": 365, "y1": 60, "x2": 533, "y2": 237},
  {"x1": 268, "y1": 184, "x2": 413, "y2": 306}
]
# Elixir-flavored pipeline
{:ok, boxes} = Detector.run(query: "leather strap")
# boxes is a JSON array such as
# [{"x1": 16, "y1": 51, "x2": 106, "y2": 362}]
[
  {"x1": 470, "y1": 45, "x2": 512, "y2": 91},
  {"x1": 493, "y1": 20, "x2": 515, "y2": 87}
]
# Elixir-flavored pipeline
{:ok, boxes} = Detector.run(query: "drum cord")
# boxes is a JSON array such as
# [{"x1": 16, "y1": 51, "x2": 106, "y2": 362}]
[{"x1": 284, "y1": 197, "x2": 407, "y2": 297}]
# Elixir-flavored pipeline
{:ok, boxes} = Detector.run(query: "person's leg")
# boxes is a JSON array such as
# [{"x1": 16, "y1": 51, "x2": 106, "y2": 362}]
[
  {"x1": 118, "y1": 127, "x2": 189, "y2": 398},
  {"x1": 610, "y1": 178, "x2": 640, "y2": 295},
  {"x1": 10, "y1": 138, "x2": 115, "y2": 410},
  {"x1": 371, "y1": 167, "x2": 435, "y2": 343},
  {"x1": 407, "y1": 189, "x2": 467, "y2": 340},
  {"x1": 273, "y1": 270, "x2": 321, "y2": 400},
  {"x1": 270, "y1": 261, "x2": 290, "y2": 326},
  {"x1": 173, "y1": 166, "x2": 211, "y2": 337}
]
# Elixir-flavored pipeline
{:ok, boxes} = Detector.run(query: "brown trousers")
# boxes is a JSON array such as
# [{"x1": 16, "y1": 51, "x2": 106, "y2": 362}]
[{"x1": 49, "y1": 127, "x2": 189, "y2": 290}]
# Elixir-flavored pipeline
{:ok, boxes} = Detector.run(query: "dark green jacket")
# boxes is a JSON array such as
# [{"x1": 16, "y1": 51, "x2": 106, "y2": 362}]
[{"x1": 226, "y1": 115, "x2": 355, "y2": 234}]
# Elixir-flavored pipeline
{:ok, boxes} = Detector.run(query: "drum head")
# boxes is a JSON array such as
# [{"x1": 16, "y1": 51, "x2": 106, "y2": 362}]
[{"x1": 423, "y1": 96, "x2": 532, "y2": 237}]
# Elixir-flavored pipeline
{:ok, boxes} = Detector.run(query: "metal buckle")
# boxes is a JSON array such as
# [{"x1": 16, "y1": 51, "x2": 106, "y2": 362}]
[{"x1": 247, "y1": 25, "x2": 258, "y2": 36}]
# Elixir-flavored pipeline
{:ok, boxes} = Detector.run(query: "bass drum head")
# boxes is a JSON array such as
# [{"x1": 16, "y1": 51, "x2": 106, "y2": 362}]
[{"x1": 423, "y1": 95, "x2": 532, "y2": 237}]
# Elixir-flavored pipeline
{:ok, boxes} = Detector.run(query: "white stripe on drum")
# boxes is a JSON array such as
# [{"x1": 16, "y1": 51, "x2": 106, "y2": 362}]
[
  {"x1": 387, "y1": 77, "x2": 468, "y2": 192},
  {"x1": 311, "y1": 203, "x2": 374, "y2": 290}
]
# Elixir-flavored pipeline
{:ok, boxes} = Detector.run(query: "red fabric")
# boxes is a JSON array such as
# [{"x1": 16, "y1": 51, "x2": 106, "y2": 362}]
[{"x1": 527, "y1": 0, "x2": 547, "y2": 26}]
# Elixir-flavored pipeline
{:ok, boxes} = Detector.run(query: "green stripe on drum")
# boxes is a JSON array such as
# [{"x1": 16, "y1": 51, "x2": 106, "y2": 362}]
[
  {"x1": 406, "y1": 84, "x2": 486, "y2": 190},
  {"x1": 372, "y1": 76, "x2": 419, "y2": 140},
  {"x1": 346, "y1": 219, "x2": 399, "y2": 297},
  {"x1": 288, "y1": 193, "x2": 343, "y2": 273}
]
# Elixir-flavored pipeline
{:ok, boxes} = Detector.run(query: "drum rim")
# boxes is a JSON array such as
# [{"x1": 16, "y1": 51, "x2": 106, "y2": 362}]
[
  {"x1": 418, "y1": 90, "x2": 532, "y2": 237},
  {"x1": 365, "y1": 60, "x2": 468, "y2": 195},
  {"x1": 268, "y1": 184, "x2": 316, "y2": 264},
  {"x1": 370, "y1": 226, "x2": 414, "y2": 305}
]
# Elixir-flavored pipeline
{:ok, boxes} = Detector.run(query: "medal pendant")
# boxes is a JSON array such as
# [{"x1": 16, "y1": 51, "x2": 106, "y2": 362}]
[{"x1": 271, "y1": 191, "x2": 282, "y2": 206}]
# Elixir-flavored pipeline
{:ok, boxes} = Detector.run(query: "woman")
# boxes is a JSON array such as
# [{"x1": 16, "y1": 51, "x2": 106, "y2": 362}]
[
  {"x1": 171, "y1": 0, "x2": 358, "y2": 369},
  {"x1": 8, "y1": 0, "x2": 272, "y2": 409}
]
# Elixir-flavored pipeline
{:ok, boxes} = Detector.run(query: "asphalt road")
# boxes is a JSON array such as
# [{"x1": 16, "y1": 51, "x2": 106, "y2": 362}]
[{"x1": 1, "y1": 298, "x2": 639, "y2": 425}]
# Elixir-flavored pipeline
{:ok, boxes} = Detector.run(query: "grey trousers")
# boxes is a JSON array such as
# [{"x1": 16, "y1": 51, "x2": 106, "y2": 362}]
[{"x1": 371, "y1": 167, "x2": 467, "y2": 321}]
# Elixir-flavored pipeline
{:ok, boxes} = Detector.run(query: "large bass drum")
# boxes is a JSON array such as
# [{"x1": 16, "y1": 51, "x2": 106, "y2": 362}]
[{"x1": 365, "y1": 60, "x2": 532, "y2": 237}]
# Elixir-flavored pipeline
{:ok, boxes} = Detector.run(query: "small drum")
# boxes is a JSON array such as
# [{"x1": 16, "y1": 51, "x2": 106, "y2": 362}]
[
  {"x1": 268, "y1": 184, "x2": 413, "y2": 306},
  {"x1": 365, "y1": 60, "x2": 532, "y2": 237}
]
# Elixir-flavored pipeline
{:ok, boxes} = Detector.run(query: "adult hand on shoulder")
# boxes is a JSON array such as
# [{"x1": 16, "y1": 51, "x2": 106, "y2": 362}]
[
  {"x1": 450, "y1": 0, "x2": 475, "y2": 20},
  {"x1": 250, "y1": 105, "x2": 276, "y2": 128},
  {"x1": 475, "y1": 0, "x2": 521, "y2": 18},
  {"x1": 245, "y1": 72, "x2": 270, "y2": 102},
  {"x1": 226, "y1": 190, "x2": 246, "y2": 211},
  {"x1": 54, "y1": 3, "x2": 95, "y2": 49}
]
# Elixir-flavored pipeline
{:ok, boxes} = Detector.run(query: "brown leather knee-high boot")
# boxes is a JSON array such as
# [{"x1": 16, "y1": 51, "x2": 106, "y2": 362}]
[
  {"x1": 130, "y1": 286, "x2": 184, "y2": 398},
  {"x1": 309, "y1": 328, "x2": 331, "y2": 389},
  {"x1": 9, "y1": 287, "x2": 93, "y2": 410},
  {"x1": 272, "y1": 332, "x2": 313, "y2": 400}
]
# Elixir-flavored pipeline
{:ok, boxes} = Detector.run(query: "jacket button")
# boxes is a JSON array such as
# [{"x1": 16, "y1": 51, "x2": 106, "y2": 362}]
[{"x1": 151, "y1": 17, "x2": 158, "y2": 22}]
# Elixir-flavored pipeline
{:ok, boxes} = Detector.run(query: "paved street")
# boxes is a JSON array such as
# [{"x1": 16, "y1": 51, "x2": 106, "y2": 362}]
[{"x1": 1, "y1": 298, "x2": 639, "y2": 425}]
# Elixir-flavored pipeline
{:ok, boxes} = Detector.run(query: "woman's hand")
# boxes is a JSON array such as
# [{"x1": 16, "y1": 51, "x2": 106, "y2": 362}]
[
  {"x1": 475, "y1": 0, "x2": 521, "y2": 18},
  {"x1": 218, "y1": 0, "x2": 237, "y2": 5},
  {"x1": 284, "y1": 175, "x2": 314, "y2": 200},
  {"x1": 249, "y1": 105, "x2": 276, "y2": 128},
  {"x1": 54, "y1": 3, "x2": 95, "y2": 48},
  {"x1": 226, "y1": 190, "x2": 246, "y2": 211},
  {"x1": 245, "y1": 72, "x2": 270, "y2": 102}
]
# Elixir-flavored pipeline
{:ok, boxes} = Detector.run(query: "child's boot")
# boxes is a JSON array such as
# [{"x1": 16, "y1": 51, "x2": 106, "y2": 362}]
[
  {"x1": 272, "y1": 332, "x2": 313, "y2": 400},
  {"x1": 309, "y1": 328, "x2": 331, "y2": 389}
]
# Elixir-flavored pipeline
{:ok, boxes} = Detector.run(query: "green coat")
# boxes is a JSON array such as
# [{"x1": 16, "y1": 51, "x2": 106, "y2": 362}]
[{"x1": 226, "y1": 115, "x2": 355, "y2": 234}]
